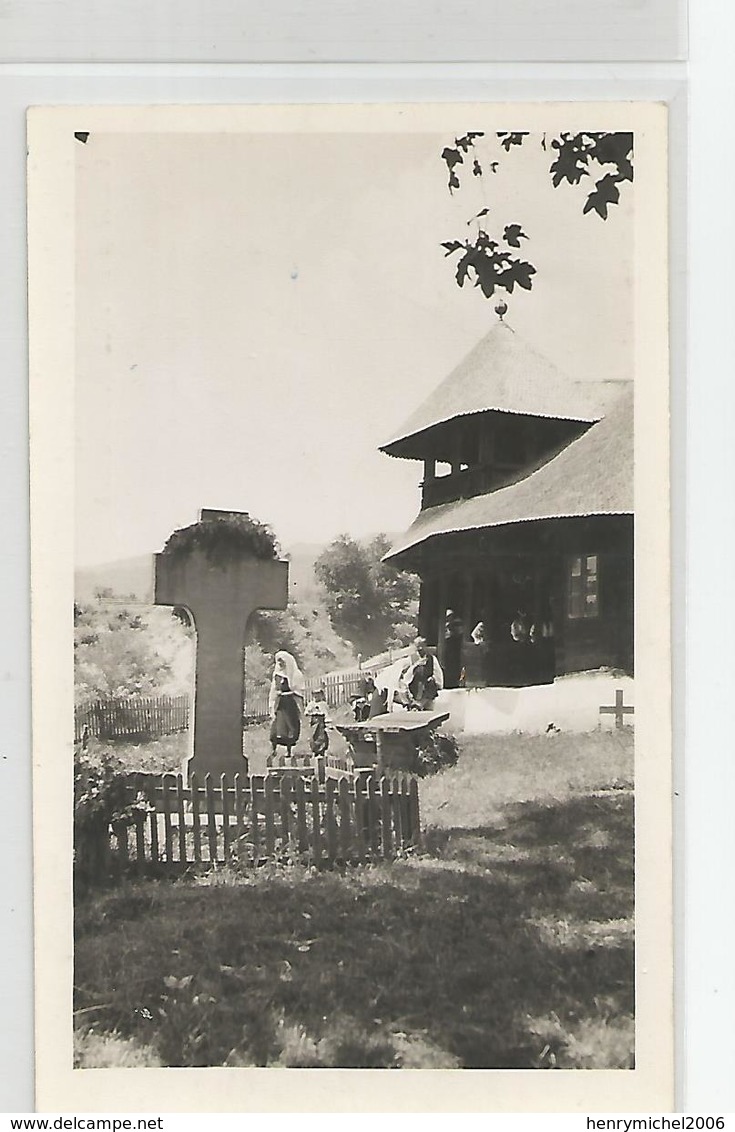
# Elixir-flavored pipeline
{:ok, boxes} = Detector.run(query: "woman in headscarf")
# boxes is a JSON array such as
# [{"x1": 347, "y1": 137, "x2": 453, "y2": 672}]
[
  {"x1": 269, "y1": 650, "x2": 305, "y2": 758},
  {"x1": 368, "y1": 656, "x2": 413, "y2": 718}
]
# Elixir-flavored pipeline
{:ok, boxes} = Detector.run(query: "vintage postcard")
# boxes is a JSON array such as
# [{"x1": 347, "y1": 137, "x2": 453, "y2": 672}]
[{"x1": 28, "y1": 102, "x2": 671, "y2": 1111}]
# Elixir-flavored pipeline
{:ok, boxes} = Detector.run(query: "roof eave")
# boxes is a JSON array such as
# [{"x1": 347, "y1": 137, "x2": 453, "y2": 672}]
[
  {"x1": 382, "y1": 508, "x2": 634, "y2": 562},
  {"x1": 381, "y1": 405, "x2": 603, "y2": 461}
]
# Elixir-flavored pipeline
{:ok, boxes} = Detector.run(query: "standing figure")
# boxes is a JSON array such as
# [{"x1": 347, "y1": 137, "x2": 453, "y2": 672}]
[
  {"x1": 304, "y1": 686, "x2": 332, "y2": 757},
  {"x1": 443, "y1": 608, "x2": 464, "y2": 689},
  {"x1": 269, "y1": 650, "x2": 305, "y2": 758},
  {"x1": 510, "y1": 609, "x2": 531, "y2": 642},
  {"x1": 509, "y1": 609, "x2": 532, "y2": 686},
  {"x1": 404, "y1": 637, "x2": 444, "y2": 710},
  {"x1": 351, "y1": 673, "x2": 376, "y2": 722}
]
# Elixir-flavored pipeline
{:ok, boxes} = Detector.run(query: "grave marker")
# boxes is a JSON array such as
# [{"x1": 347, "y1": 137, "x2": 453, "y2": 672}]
[
  {"x1": 599, "y1": 687, "x2": 634, "y2": 730},
  {"x1": 154, "y1": 509, "x2": 288, "y2": 777}
]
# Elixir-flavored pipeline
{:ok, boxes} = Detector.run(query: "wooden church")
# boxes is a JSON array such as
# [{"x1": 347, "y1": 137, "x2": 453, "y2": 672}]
[{"x1": 380, "y1": 319, "x2": 633, "y2": 690}]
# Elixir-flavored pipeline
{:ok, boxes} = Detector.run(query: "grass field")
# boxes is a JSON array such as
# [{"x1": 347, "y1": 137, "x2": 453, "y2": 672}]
[{"x1": 75, "y1": 727, "x2": 634, "y2": 1070}]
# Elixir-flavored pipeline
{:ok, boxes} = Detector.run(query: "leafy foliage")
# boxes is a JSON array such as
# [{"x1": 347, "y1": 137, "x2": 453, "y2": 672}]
[
  {"x1": 161, "y1": 513, "x2": 279, "y2": 565},
  {"x1": 246, "y1": 600, "x2": 356, "y2": 688},
  {"x1": 74, "y1": 746, "x2": 154, "y2": 891},
  {"x1": 74, "y1": 593, "x2": 194, "y2": 705},
  {"x1": 314, "y1": 534, "x2": 419, "y2": 657},
  {"x1": 441, "y1": 228, "x2": 535, "y2": 300},
  {"x1": 414, "y1": 731, "x2": 461, "y2": 778},
  {"x1": 439, "y1": 129, "x2": 634, "y2": 302},
  {"x1": 440, "y1": 131, "x2": 485, "y2": 190}
]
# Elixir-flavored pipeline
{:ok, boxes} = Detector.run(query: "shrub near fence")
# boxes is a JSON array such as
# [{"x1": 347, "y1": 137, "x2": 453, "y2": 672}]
[{"x1": 106, "y1": 770, "x2": 420, "y2": 875}]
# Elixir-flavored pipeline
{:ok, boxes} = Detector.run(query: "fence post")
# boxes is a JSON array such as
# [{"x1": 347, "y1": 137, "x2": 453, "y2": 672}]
[
  {"x1": 264, "y1": 775, "x2": 276, "y2": 858},
  {"x1": 379, "y1": 777, "x2": 393, "y2": 858},
  {"x1": 149, "y1": 787, "x2": 160, "y2": 867},
  {"x1": 309, "y1": 776, "x2": 322, "y2": 867},
  {"x1": 205, "y1": 774, "x2": 218, "y2": 862},
  {"x1": 325, "y1": 779, "x2": 338, "y2": 863},
  {"x1": 353, "y1": 774, "x2": 366, "y2": 863},
  {"x1": 251, "y1": 776, "x2": 262, "y2": 863},
  {"x1": 176, "y1": 774, "x2": 187, "y2": 863},
  {"x1": 338, "y1": 777, "x2": 352, "y2": 861},
  {"x1": 132, "y1": 774, "x2": 146, "y2": 873},
  {"x1": 162, "y1": 773, "x2": 175, "y2": 863},
  {"x1": 190, "y1": 772, "x2": 202, "y2": 863},
  {"x1": 408, "y1": 776, "x2": 421, "y2": 849},
  {"x1": 221, "y1": 773, "x2": 232, "y2": 860},
  {"x1": 280, "y1": 774, "x2": 293, "y2": 852}
]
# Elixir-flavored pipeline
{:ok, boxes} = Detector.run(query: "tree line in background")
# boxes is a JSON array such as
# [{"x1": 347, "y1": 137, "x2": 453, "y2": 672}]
[
  {"x1": 314, "y1": 534, "x2": 418, "y2": 659},
  {"x1": 74, "y1": 532, "x2": 419, "y2": 704}
]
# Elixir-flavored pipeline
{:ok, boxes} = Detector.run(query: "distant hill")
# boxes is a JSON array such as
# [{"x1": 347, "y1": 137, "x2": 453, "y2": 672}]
[
  {"x1": 74, "y1": 533, "x2": 400, "y2": 605},
  {"x1": 74, "y1": 545, "x2": 325, "y2": 605},
  {"x1": 75, "y1": 556, "x2": 156, "y2": 603}
]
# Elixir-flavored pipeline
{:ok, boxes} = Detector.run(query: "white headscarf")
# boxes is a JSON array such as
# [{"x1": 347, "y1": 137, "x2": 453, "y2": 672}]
[
  {"x1": 374, "y1": 656, "x2": 412, "y2": 712},
  {"x1": 269, "y1": 650, "x2": 305, "y2": 713}
]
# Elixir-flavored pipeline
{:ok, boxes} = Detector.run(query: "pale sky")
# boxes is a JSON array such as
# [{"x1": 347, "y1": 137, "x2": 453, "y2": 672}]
[{"x1": 75, "y1": 124, "x2": 633, "y2": 566}]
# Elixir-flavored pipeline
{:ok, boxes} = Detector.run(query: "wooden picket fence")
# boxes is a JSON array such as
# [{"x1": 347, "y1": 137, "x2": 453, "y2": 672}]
[
  {"x1": 109, "y1": 770, "x2": 420, "y2": 874},
  {"x1": 76, "y1": 669, "x2": 376, "y2": 741},
  {"x1": 75, "y1": 694, "x2": 190, "y2": 743}
]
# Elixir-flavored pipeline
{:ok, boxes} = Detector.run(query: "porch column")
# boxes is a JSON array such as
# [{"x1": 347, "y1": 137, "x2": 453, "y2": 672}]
[
  {"x1": 421, "y1": 457, "x2": 436, "y2": 508},
  {"x1": 436, "y1": 573, "x2": 449, "y2": 667},
  {"x1": 464, "y1": 569, "x2": 476, "y2": 632},
  {"x1": 417, "y1": 576, "x2": 433, "y2": 642},
  {"x1": 451, "y1": 421, "x2": 464, "y2": 475}
]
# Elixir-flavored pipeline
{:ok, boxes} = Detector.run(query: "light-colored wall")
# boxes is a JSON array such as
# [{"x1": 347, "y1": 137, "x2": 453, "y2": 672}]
[{"x1": 435, "y1": 671, "x2": 634, "y2": 735}]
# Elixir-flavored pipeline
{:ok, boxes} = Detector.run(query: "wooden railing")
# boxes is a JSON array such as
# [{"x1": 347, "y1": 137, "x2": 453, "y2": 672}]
[
  {"x1": 421, "y1": 463, "x2": 522, "y2": 509},
  {"x1": 74, "y1": 694, "x2": 189, "y2": 743},
  {"x1": 103, "y1": 771, "x2": 420, "y2": 874}
]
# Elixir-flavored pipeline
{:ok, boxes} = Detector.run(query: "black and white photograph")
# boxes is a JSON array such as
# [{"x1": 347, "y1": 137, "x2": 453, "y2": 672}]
[{"x1": 28, "y1": 102, "x2": 671, "y2": 1111}]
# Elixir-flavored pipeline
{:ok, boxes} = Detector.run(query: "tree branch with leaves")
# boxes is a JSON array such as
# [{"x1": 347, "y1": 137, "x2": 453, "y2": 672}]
[{"x1": 439, "y1": 130, "x2": 634, "y2": 303}]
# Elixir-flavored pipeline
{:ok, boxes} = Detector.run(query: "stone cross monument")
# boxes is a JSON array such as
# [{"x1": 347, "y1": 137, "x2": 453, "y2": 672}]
[{"x1": 154, "y1": 510, "x2": 288, "y2": 778}]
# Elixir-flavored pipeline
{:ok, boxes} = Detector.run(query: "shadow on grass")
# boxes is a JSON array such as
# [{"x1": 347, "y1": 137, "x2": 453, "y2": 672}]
[{"x1": 75, "y1": 790, "x2": 633, "y2": 1069}]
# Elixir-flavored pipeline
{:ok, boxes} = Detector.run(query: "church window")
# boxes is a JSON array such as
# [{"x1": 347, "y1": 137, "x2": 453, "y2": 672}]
[{"x1": 567, "y1": 554, "x2": 599, "y2": 619}]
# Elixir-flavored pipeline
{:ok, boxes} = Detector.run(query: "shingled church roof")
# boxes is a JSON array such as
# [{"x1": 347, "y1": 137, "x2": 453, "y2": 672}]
[
  {"x1": 380, "y1": 321, "x2": 619, "y2": 461},
  {"x1": 383, "y1": 382, "x2": 632, "y2": 562}
]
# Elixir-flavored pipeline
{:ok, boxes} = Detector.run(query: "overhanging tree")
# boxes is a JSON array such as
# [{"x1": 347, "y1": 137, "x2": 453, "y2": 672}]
[{"x1": 439, "y1": 130, "x2": 633, "y2": 303}]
